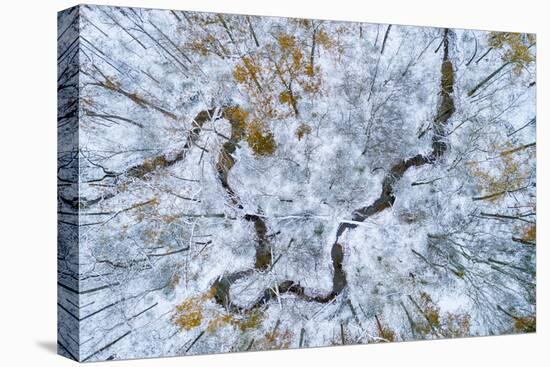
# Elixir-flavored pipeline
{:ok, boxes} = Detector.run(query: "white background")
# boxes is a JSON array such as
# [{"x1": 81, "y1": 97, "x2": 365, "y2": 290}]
[{"x1": 0, "y1": 0, "x2": 547, "y2": 365}]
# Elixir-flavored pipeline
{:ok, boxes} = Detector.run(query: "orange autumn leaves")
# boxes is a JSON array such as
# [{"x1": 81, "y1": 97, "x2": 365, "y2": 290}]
[
  {"x1": 489, "y1": 32, "x2": 535, "y2": 74},
  {"x1": 171, "y1": 288, "x2": 264, "y2": 335},
  {"x1": 231, "y1": 32, "x2": 330, "y2": 156}
]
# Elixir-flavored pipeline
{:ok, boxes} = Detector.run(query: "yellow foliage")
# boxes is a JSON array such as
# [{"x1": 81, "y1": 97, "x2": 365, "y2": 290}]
[
  {"x1": 243, "y1": 56, "x2": 260, "y2": 76},
  {"x1": 292, "y1": 49, "x2": 303, "y2": 68},
  {"x1": 440, "y1": 312, "x2": 471, "y2": 338},
  {"x1": 245, "y1": 119, "x2": 277, "y2": 156},
  {"x1": 420, "y1": 292, "x2": 440, "y2": 328},
  {"x1": 379, "y1": 326, "x2": 396, "y2": 342},
  {"x1": 252, "y1": 324, "x2": 292, "y2": 350},
  {"x1": 316, "y1": 29, "x2": 333, "y2": 49},
  {"x1": 470, "y1": 142, "x2": 530, "y2": 202},
  {"x1": 414, "y1": 292, "x2": 470, "y2": 338},
  {"x1": 224, "y1": 106, "x2": 249, "y2": 125},
  {"x1": 514, "y1": 316, "x2": 536, "y2": 333},
  {"x1": 206, "y1": 308, "x2": 264, "y2": 334},
  {"x1": 521, "y1": 225, "x2": 536, "y2": 242},
  {"x1": 102, "y1": 78, "x2": 119, "y2": 91},
  {"x1": 172, "y1": 289, "x2": 215, "y2": 331},
  {"x1": 223, "y1": 106, "x2": 249, "y2": 140},
  {"x1": 293, "y1": 18, "x2": 311, "y2": 29},
  {"x1": 230, "y1": 30, "x2": 323, "y2": 134},
  {"x1": 375, "y1": 316, "x2": 396, "y2": 342},
  {"x1": 207, "y1": 313, "x2": 233, "y2": 334},
  {"x1": 236, "y1": 309, "x2": 264, "y2": 331},
  {"x1": 222, "y1": 106, "x2": 278, "y2": 156},
  {"x1": 188, "y1": 34, "x2": 220, "y2": 57},
  {"x1": 278, "y1": 90, "x2": 296, "y2": 106},
  {"x1": 173, "y1": 301, "x2": 202, "y2": 330},
  {"x1": 191, "y1": 24, "x2": 339, "y2": 156},
  {"x1": 305, "y1": 64, "x2": 315, "y2": 77},
  {"x1": 233, "y1": 56, "x2": 262, "y2": 87},
  {"x1": 186, "y1": 14, "x2": 338, "y2": 122},
  {"x1": 489, "y1": 32, "x2": 535, "y2": 74},
  {"x1": 278, "y1": 34, "x2": 296, "y2": 51},
  {"x1": 233, "y1": 64, "x2": 249, "y2": 84},
  {"x1": 295, "y1": 122, "x2": 312, "y2": 141}
]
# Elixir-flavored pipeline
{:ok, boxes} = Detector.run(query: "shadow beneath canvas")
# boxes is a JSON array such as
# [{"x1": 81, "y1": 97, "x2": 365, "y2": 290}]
[{"x1": 36, "y1": 340, "x2": 57, "y2": 354}]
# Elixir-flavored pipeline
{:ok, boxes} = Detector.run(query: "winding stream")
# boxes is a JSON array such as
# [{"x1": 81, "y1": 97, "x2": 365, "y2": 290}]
[{"x1": 211, "y1": 28, "x2": 456, "y2": 313}]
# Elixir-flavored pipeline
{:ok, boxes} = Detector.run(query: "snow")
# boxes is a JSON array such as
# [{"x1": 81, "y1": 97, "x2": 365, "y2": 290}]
[{"x1": 57, "y1": 4, "x2": 536, "y2": 361}]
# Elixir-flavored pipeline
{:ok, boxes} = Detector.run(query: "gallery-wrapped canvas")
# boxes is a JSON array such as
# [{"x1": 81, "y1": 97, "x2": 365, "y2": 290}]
[{"x1": 58, "y1": 4, "x2": 536, "y2": 362}]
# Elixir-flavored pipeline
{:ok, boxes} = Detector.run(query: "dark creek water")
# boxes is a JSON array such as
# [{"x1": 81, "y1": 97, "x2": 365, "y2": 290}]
[{"x1": 211, "y1": 29, "x2": 456, "y2": 313}]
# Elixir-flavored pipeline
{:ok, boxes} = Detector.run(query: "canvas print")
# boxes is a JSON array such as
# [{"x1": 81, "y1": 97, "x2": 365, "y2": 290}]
[{"x1": 57, "y1": 4, "x2": 536, "y2": 362}]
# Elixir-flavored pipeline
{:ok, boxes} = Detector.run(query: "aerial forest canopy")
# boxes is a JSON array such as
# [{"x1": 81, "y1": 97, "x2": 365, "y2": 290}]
[{"x1": 57, "y1": 5, "x2": 536, "y2": 361}]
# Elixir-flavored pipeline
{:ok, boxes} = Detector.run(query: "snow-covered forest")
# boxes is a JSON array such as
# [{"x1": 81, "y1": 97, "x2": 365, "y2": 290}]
[{"x1": 57, "y1": 4, "x2": 536, "y2": 362}]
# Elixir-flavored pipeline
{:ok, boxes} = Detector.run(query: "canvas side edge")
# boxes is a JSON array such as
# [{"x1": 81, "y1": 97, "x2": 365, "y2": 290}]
[{"x1": 57, "y1": 4, "x2": 81, "y2": 362}]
